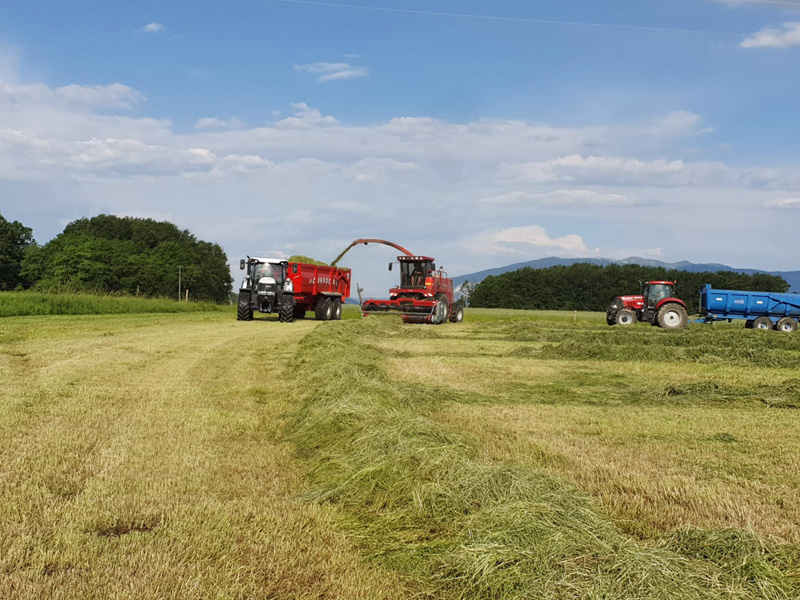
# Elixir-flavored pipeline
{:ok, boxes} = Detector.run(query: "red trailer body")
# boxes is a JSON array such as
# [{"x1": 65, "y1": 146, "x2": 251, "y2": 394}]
[{"x1": 288, "y1": 262, "x2": 351, "y2": 320}]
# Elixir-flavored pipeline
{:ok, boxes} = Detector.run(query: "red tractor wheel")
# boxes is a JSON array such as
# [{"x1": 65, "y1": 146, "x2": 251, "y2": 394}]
[
  {"x1": 657, "y1": 303, "x2": 687, "y2": 329},
  {"x1": 615, "y1": 308, "x2": 637, "y2": 326}
]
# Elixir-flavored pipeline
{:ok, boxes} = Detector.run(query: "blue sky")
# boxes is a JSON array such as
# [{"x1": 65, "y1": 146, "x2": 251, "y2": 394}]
[{"x1": 1, "y1": 0, "x2": 799, "y2": 295}]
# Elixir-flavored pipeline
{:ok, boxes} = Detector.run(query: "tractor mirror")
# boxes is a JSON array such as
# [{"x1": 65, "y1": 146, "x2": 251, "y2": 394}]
[
  {"x1": 292, "y1": 263, "x2": 298, "y2": 273},
  {"x1": 239, "y1": 259, "x2": 246, "y2": 270},
  {"x1": 388, "y1": 262, "x2": 393, "y2": 271}
]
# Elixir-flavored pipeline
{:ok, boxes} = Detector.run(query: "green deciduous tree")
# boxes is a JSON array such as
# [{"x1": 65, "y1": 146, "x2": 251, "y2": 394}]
[
  {"x1": 21, "y1": 215, "x2": 232, "y2": 302},
  {"x1": 0, "y1": 212, "x2": 36, "y2": 290}
]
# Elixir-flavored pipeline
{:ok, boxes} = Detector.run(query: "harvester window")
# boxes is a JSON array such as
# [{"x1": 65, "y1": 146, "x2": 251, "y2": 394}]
[{"x1": 400, "y1": 261, "x2": 432, "y2": 288}]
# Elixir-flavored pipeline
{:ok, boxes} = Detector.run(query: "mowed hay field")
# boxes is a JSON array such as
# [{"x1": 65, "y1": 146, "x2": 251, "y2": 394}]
[{"x1": 2, "y1": 308, "x2": 799, "y2": 598}]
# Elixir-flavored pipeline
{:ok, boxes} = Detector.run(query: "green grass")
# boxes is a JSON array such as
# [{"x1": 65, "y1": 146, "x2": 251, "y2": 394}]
[
  {"x1": 0, "y1": 291, "x2": 227, "y2": 317},
  {"x1": 287, "y1": 316, "x2": 800, "y2": 599}
]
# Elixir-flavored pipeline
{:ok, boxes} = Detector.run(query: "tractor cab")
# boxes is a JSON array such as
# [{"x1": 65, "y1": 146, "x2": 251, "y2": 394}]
[
  {"x1": 394, "y1": 256, "x2": 435, "y2": 289},
  {"x1": 643, "y1": 281, "x2": 675, "y2": 309}
]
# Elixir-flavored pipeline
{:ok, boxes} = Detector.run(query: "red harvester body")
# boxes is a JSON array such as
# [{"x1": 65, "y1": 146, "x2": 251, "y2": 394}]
[{"x1": 331, "y1": 239, "x2": 464, "y2": 324}]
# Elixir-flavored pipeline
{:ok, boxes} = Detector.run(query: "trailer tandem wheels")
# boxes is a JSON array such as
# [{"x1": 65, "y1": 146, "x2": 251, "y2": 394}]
[{"x1": 698, "y1": 284, "x2": 800, "y2": 332}]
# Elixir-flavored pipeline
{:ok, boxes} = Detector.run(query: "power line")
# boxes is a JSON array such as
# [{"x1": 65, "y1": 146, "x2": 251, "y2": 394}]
[{"x1": 278, "y1": 0, "x2": 747, "y2": 37}]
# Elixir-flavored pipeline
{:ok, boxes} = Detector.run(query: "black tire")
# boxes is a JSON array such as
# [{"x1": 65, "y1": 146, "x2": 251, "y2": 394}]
[
  {"x1": 753, "y1": 316, "x2": 774, "y2": 331},
  {"x1": 432, "y1": 295, "x2": 448, "y2": 324},
  {"x1": 606, "y1": 313, "x2": 616, "y2": 326},
  {"x1": 279, "y1": 296, "x2": 295, "y2": 323},
  {"x1": 744, "y1": 320, "x2": 754, "y2": 329},
  {"x1": 293, "y1": 304, "x2": 307, "y2": 320},
  {"x1": 657, "y1": 303, "x2": 688, "y2": 330},
  {"x1": 776, "y1": 317, "x2": 798, "y2": 333},
  {"x1": 615, "y1": 308, "x2": 637, "y2": 326},
  {"x1": 237, "y1": 292, "x2": 253, "y2": 321},
  {"x1": 315, "y1": 298, "x2": 333, "y2": 321},
  {"x1": 330, "y1": 299, "x2": 342, "y2": 320},
  {"x1": 449, "y1": 306, "x2": 464, "y2": 323}
]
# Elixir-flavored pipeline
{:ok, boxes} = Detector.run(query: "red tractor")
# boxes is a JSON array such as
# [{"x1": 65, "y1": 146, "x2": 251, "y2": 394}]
[
  {"x1": 331, "y1": 239, "x2": 464, "y2": 324},
  {"x1": 606, "y1": 281, "x2": 688, "y2": 329}
]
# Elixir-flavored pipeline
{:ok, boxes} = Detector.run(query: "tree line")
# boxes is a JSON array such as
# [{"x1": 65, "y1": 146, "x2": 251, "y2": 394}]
[
  {"x1": 0, "y1": 212, "x2": 232, "y2": 302},
  {"x1": 467, "y1": 263, "x2": 789, "y2": 312}
]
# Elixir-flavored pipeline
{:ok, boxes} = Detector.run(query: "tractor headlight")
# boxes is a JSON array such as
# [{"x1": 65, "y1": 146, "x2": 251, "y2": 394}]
[{"x1": 284, "y1": 278, "x2": 293, "y2": 293}]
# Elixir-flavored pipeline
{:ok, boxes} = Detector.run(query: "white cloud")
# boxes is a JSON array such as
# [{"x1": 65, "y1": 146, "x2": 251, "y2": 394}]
[
  {"x1": 0, "y1": 79, "x2": 145, "y2": 110},
  {"x1": 475, "y1": 225, "x2": 588, "y2": 254},
  {"x1": 741, "y1": 22, "x2": 800, "y2": 48},
  {"x1": 275, "y1": 102, "x2": 338, "y2": 129},
  {"x1": 194, "y1": 116, "x2": 245, "y2": 129},
  {"x1": 137, "y1": 22, "x2": 165, "y2": 34},
  {"x1": 294, "y1": 61, "x2": 369, "y2": 82},
  {"x1": 478, "y1": 189, "x2": 635, "y2": 206},
  {"x1": 765, "y1": 197, "x2": 800, "y2": 208}
]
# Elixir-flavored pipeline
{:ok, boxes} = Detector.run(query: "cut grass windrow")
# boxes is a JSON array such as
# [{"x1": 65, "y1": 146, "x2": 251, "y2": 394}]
[{"x1": 287, "y1": 317, "x2": 800, "y2": 599}]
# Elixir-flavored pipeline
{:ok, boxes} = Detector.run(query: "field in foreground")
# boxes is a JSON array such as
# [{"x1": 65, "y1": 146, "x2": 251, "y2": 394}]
[{"x1": 1, "y1": 309, "x2": 798, "y2": 598}]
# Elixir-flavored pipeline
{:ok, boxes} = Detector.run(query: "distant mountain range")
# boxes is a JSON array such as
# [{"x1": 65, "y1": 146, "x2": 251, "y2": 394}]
[{"x1": 452, "y1": 257, "x2": 800, "y2": 294}]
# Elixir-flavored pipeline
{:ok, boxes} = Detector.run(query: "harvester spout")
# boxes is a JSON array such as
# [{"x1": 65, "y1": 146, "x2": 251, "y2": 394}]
[{"x1": 330, "y1": 238, "x2": 414, "y2": 267}]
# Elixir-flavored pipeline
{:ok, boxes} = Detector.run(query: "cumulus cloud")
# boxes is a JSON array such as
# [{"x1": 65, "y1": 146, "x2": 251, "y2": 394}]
[
  {"x1": 294, "y1": 61, "x2": 369, "y2": 82},
  {"x1": 475, "y1": 225, "x2": 588, "y2": 254},
  {"x1": 0, "y1": 79, "x2": 145, "y2": 110},
  {"x1": 741, "y1": 22, "x2": 800, "y2": 48},
  {"x1": 275, "y1": 102, "x2": 338, "y2": 129},
  {"x1": 137, "y1": 22, "x2": 165, "y2": 34}
]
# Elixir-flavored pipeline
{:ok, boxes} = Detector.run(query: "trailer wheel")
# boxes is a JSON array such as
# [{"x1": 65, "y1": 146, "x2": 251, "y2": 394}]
[
  {"x1": 331, "y1": 299, "x2": 343, "y2": 320},
  {"x1": 315, "y1": 298, "x2": 333, "y2": 321},
  {"x1": 744, "y1": 320, "x2": 754, "y2": 329},
  {"x1": 279, "y1": 296, "x2": 295, "y2": 323},
  {"x1": 237, "y1": 292, "x2": 253, "y2": 321},
  {"x1": 615, "y1": 309, "x2": 637, "y2": 326},
  {"x1": 776, "y1": 317, "x2": 798, "y2": 333},
  {"x1": 753, "y1": 317, "x2": 773, "y2": 331},
  {"x1": 657, "y1": 303, "x2": 687, "y2": 329}
]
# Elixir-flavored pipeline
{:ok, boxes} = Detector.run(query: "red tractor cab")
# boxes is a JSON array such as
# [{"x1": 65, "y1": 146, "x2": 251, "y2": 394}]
[{"x1": 606, "y1": 281, "x2": 688, "y2": 329}]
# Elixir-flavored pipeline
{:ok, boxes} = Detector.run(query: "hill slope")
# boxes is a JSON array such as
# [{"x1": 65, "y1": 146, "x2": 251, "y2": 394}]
[{"x1": 454, "y1": 257, "x2": 800, "y2": 293}]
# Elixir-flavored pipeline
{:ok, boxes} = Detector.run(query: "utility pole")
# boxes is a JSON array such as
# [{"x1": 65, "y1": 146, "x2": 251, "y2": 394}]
[{"x1": 178, "y1": 266, "x2": 182, "y2": 301}]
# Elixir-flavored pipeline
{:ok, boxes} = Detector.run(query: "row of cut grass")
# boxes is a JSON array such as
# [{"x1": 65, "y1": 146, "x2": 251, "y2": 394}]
[
  {"x1": 286, "y1": 317, "x2": 800, "y2": 599},
  {"x1": 0, "y1": 291, "x2": 228, "y2": 317}
]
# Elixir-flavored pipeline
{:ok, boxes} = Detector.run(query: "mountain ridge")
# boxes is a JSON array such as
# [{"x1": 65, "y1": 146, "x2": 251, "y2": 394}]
[{"x1": 453, "y1": 257, "x2": 800, "y2": 294}]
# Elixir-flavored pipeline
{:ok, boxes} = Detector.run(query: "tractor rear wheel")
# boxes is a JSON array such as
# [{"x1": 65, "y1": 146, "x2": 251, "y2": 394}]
[
  {"x1": 449, "y1": 306, "x2": 464, "y2": 323},
  {"x1": 776, "y1": 317, "x2": 798, "y2": 333},
  {"x1": 315, "y1": 298, "x2": 333, "y2": 321},
  {"x1": 279, "y1": 296, "x2": 295, "y2": 323},
  {"x1": 330, "y1": 299, "x2": 343, "y2": 320},
  {"x1": 753, "y1": 317, "x2": 774, "y2": 331},
  {"x1": 237, "y1": 292, "x2": 253, "y2": 321},
  {"x1": 615, "y1": 308, "x2": 637, "y2": 326},
  {"x1": 657, "y1": 303, "x2": 687, "y2": 329}
]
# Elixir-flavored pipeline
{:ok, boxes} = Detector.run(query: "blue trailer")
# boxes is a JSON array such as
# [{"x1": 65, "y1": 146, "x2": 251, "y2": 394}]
[{"x1": 698, "y1": 284, "x2": 800, "y2": 332}]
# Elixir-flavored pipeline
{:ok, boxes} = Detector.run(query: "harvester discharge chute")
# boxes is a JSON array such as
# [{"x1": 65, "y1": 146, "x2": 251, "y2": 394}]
[{"x1": 331, "y1": 239, "x2": 463, "y2": 324}]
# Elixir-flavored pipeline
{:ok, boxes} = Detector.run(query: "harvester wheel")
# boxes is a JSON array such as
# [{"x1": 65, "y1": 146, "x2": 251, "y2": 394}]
[
  {"x1": 657, "y1": 303, "x2": 688, "y2": 330},
  {"x1": 237, "y1": 292, "x2": 253, "y2": 321},
  {"x1": 279, "y1": 296, "x2": 295, "y2": 323},
  {"x1": 432, "y1": 296, "x2": 448, "y2": 324},
  {"x1": 615, "y1": 309, "x2": 637, "y2": 326},
  {"x1": 331, "y1": 299, "x2": 343, "y2": 320},
  {"x1": 449, "y1": 306, "x2": 464, "y2": 323},
  {"x1": 776, "y1": 317, "x2": 798, "y2": 333},
  {"x1": 315, "y1": 298, "x2": 333, "y2": 321},
  {"x1": 293, "y1": 304, "x2": 307, "y2": 319},
  {"x1": 753, "y1": 317, "x2": 774, "y2": 331}
]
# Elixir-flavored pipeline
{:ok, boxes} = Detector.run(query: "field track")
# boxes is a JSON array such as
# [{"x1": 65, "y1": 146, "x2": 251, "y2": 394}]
[{"x1": 0, "y1": 313, "x2": 403, "y2": 599}]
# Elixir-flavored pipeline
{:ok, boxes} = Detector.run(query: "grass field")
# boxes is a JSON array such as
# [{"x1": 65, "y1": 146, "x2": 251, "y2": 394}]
[{"x1": 1, "y1": 309, "x2": 798, "y2": 598}]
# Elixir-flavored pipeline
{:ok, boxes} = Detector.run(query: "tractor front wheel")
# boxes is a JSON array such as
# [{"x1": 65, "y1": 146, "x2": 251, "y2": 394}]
[
  {"x1": 776, "y1": 317, "x2": 798, "y2": 333},
  {"x1": 237, "y1": 292, "x2": 253, "y2": 321},
  {"x1": 753, "y1": 317, "x2": 774, "y2": 331},
  {"x1": 615, "y1": 308, "x2": 637, "y2": 326},
  {"x1": 657, "y1": 303, "x2": 687, "y2": 329},
  {"x1": 279, "y1": 296, "x2": 295, "y2": 323}
]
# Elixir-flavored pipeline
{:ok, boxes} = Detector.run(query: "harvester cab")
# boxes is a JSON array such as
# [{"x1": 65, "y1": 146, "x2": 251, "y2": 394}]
[
  {"x1": 237, "y1": 257, "x2": 294, "y2": 322},
  {"x1": 606, "y1": 280, "x2": 688, "y2": 329}
]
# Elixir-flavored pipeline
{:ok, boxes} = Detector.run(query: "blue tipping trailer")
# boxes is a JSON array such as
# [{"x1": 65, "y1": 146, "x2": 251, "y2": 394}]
[{"x1": 698, "y1": 284, "x2": 800, "y2": 332}]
